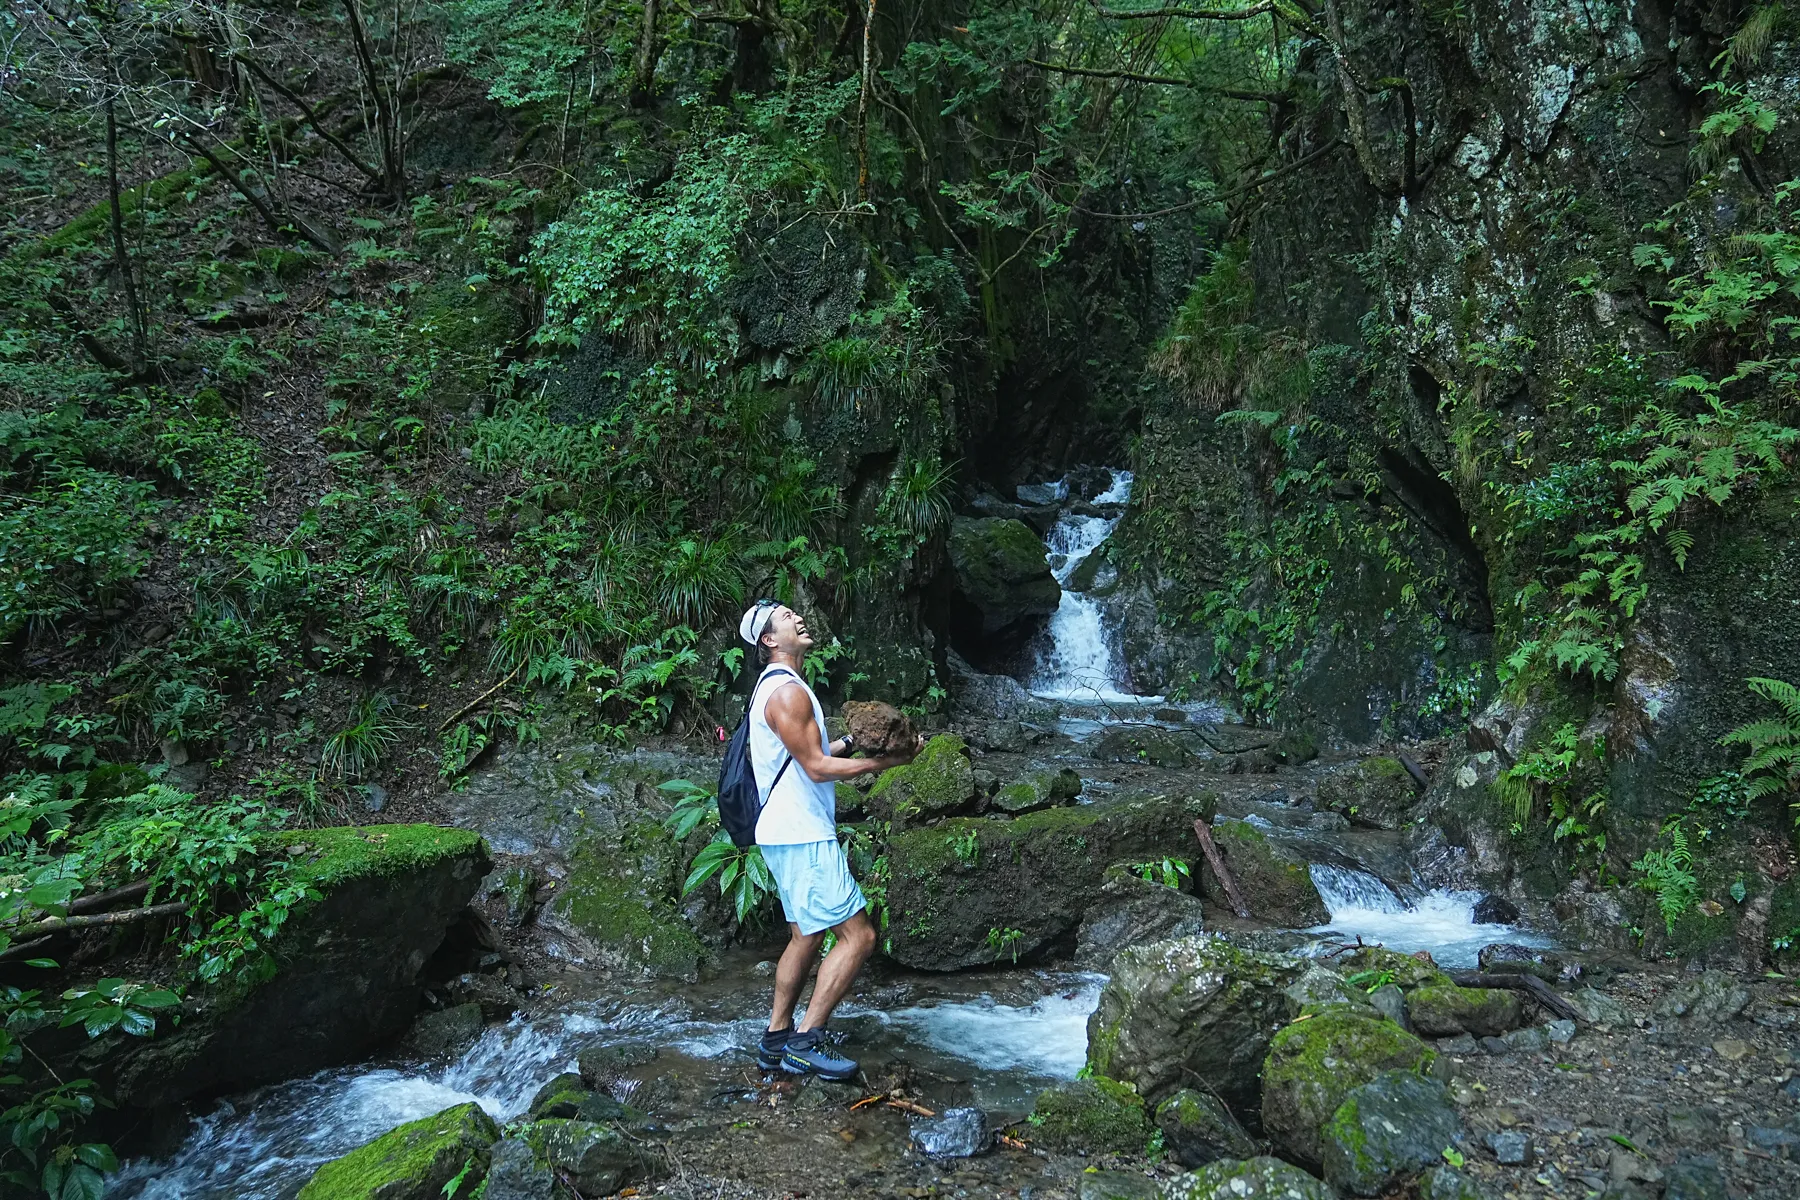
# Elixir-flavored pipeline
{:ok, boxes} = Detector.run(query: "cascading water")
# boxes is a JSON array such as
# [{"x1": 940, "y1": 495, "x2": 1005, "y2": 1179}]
[
  {"x1": 1307, "y1": 864, "x2": 1553, "y2": 968},
  {"x1": 1029, "y1": 469, "x2": 1162, "y2": 706}
]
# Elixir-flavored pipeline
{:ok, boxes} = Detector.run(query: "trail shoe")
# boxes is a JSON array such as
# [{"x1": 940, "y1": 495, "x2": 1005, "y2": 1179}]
[
  {"x1": 781, "y1": 1029, "x2": 858, "y2": 1081},
  {"x1": 757, "y1": 1027, "x2": 791, "y2": 1072}
]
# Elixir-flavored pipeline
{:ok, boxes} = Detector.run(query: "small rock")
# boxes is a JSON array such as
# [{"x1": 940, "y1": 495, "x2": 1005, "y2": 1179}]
[
  {"x1": 1437, "y1": 1034, "x2": 1480, "y2": 1056},
  {"x1": 1498, "y1": 1025, "x2": 1550, "y2": 1053},
  {"x1": 1077, "y1": 1170, "x2": 1161, "y2": 1200},
  {"x1": 1666, "y1": 1107, "x2": 1721, "y2": 1146},
  {"x1": 1479, "y1": 1036, "x2": 1510, "y2": 1056},
  {"x1": 1711, "y1": 1037, "x2": 1752, "y2": 1062},
  {"x1": 401, "y1": 1002, "x2": 484, "y2": 1060},
  {"x1": 1663, "y1": 1156, "x2": 1730, "y2": 1200},
  {"x1": 1368, "y1": 983, "x2": 1409, "y2": 1030},
  {"x1": 1566, "y1": 987, "x2": 1631, "y2": 1027},
  {"x1": 1487, "y1": 1129, "x2": 1533, "y2": 1165},
  {"x1": 363, "y1": 782, "x2": 389, "y2": 813},
  {"x1": 1652, "y1": 971, "x2": 1751, "y2": 1024},
  {"x1": 1472, "y1": 894, "x2": 1520, "y2": 925},
  {"x1": 1608, "y1": 1146, "x2": 1664, "y2": 1185},
  {"x1": 1162, "y1": 1156, "x2": 1336, "y2": 1200},
  {"x1": 1416, "y1": 1165, "x2": 1495, "y2": 1200},
  {"x1": 751, "y1": 959, "x2": 777, "y2": 977},
  {"x1": 1546, "y1": 1019, "x2": 1577, "y2": 1045},
  {"x1": 1781, "y1": 1076, "x2": 1800, "y2": 1103},
  {"x1": 483, "y1": 1137, "x2": 555, "y2": 1200},
  {"x1": 910, "y1": 1106, "x2": 988, "y2": 1157},
  {"x1": 1154, "y1": 1088, "x2": 1256, "y2": 1167},
  {"x1": 841, "y1": 700, "x2": 920, "y2": 757},
  {"x1": 1748, "y1": 1125, "x2": 1800, "y2": 1153}
]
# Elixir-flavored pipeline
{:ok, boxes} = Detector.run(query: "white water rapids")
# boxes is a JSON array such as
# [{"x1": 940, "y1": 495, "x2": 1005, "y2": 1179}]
[{"x1": 1307, "y1": 864, "x2": 1554, "y2": 968}]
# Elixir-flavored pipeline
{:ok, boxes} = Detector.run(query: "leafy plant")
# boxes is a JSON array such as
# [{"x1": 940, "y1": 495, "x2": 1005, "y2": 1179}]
[
  {"x1": 947, "y1": 828, "x2": 980, "y2": 864},
  {"x1": 320, "y1": 691, "x2": 405, "y2": 782},
  {"x1": 1130, "y1": 857, "x2": 1191, "y2": 889},
  {"x1": 984, "y1": 926, "x2": 1025, "y2": 962},
  {"x1": 1721, "y1": 677, "x2": 1800, "y2": 822},
  {"x1": 680, "y1": 832, "x2": 775, "y2": 926},
  {"x1": 1632, "y1": 821, "x2": 1699, "y2": 935}
]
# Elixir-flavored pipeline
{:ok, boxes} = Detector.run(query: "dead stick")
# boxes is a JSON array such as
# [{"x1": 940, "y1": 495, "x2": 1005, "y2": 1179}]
[
  {"x1": 436, "y1": 665, "x2": 522, "y2": 732},
  {"x1": 885, "y1": 1098, "x2": 935, "y2": 1117},
  {"x1": 1193, "y1": 818, "x2": 1250, "y2": 918},
  {"x1": 1447, "y1": 970, "x2": 1582, "y2": 1022},
  {"x1": 849, "y1": 1093, "x2": 887, "y2": 1111},
  {"x1": 0, "y1": 936, "x2": 57, "y2": 962},
  {"x1": 69, "y1": 879, "x2": 153, "y2": 915},
  {"x1": 5, "y1": 901, "x2": 189, "y2": 940}
]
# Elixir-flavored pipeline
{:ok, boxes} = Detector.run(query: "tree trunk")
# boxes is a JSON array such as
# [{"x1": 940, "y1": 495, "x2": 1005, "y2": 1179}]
[
  {"x1": 631, "y1": 0, "x2": 662, "y2": 107},
  {"x1": 105, "y1": 97, "x2": 146, "y2": 375},
  {"x1": 341, "y1": 0, "x2": 405, "y2": 200}
]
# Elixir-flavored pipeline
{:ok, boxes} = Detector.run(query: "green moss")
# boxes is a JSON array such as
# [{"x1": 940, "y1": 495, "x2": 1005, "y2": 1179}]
[
  {"x1": 1207, "y1": 819, "x2": 1327, "y2": 925},
  {"x1": 867, "y1": 734, "x2": 974, "y2": 820},
  {"x1": 1335, "y1": 945, "x2": 1451, "y2": 991},
  {"x1": 546, "y1": 824, "x2": 703, "y2": 978},
  {"x1": 274, "y1": 825, "x2": 487, "y2": 891},
  {"x1": 297, "y1": 1102, "x2": 497, "y2": 1200},
  {"x1": 1406, "y1": 984, "x2": 1522, "y2": 1037},
  {"x1": 1261, "y1": 1005, "x2": 1435, "y2": 1168},
  {"x1": 1028, "y1": 1075, "x2": 1152, "y2": 1154}
]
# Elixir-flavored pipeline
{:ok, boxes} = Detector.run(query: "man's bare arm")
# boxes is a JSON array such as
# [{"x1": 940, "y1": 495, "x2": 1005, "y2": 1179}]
[{"x1": 766, "y1": 685, "x2": 916, "y2": 781}]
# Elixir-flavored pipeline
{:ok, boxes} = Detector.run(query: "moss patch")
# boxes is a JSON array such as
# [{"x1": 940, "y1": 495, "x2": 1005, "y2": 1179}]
[
  {"x1": 297, "y1": 1101, "x2": 498, "y2": 1200},
  {"x1": 274, "y1": 825, "x2": 487, "y2": 892},
  {"x1": 1204, "y1": 819, "x2": 1329, "y2": 925},
  {"x1": 1028, "y1": 1076, "x2": 1151, "y2": 1154},
  {"x1": 866, "y1": 734, "x2": 975, "y2": 822},
  {"x1": 544, "y1": 823, "x2": 703, "y2": 979},
  {"x1": 1406, "y1": 984, "x2": 1523, "y2": 1037},
  {"x1": 1261, "y1": 1005, "x2": 1435, "y2": 1170}
]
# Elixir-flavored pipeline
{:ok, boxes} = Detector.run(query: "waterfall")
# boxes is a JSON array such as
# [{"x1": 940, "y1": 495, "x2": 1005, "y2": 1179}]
[
  {"x1": 1029, "y1": 469, "x2": 1162, "y2": 705},
  {"x1": 1308, "y1": 864, "x2": 1551, "y2": 968}
]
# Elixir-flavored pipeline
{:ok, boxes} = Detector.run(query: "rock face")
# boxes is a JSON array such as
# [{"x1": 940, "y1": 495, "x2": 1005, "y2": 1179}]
[
  {"x1": 538, "y1": 822, "x2": 703, "y2": 980},
  {"x1": 1028, "y1": 1077, "x2": 1152, "y2": 1154},
  {"x1": 841, "y1": 699, "x2": 918, "y2": 756},
  {"x1": 298, "y1": 1101, "x2": 499, "y2": 1200},
  {"x1": 1320, "y1": 1072, "x2": 1463, "y2": 1196},
  {"x1": 885, "y1": 793, "x2": 1212, "y2": 970},
  {"x1": 1315, "y1": 757, "x2": 1419, "y2": 830},
  {"x1": 1154, "y1": 1088, "x2": 1257, "y2": 1167},
  {"x1": 1261, "y1": 1006, "x2": 1436, "y2": 1170},
  {"x1": 1200, "y1": 819, "x2": 1329, "y2": 927},
  {"x1": 1086, "y1": 936, "x2": 1317, "y2": 1111},
  {"x1": 533, "y1": 1118, "x2": 659, "y2": 1195},
  {"x1": 946, "y1": 516, "x2": 1060, "y2": 633},
  {"x1": 1161, "y1": 1156, "x2": 1337, "y2": 1200},
  {"x1": 1406, "y1": 984, "x2": 1524, "y2": 1038},
  {"x1": 1075, "y1": 869, "x2": 1207, "y2": 970},
  {"x1": 866, "y1": 734, "x2": 978, "y2": 823},
  {"x1": 990, "y1": 766, "x2": 1082, "y2": 814},
  {"x1": 112, "y1": 826, "x2": 489, "y2": 1109}
]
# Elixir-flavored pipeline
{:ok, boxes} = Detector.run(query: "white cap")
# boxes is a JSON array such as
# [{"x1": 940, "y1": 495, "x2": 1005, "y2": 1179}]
[{"x1": 739, "y1": 601, "x2": 779, "y2": 646}]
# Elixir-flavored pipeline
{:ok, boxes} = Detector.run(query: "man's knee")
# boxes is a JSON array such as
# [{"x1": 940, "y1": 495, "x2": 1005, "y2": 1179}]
[
  {"x1": 837, "y1": 913, "x2": 876, "y2": 954},
  {"x1": 787, "y1": 927, "x2": 825, "y2": 955}
]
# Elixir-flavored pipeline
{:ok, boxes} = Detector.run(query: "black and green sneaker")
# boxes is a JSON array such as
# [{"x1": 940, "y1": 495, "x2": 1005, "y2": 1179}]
[
  {"x1": 780, "y1": 1029, "x2": 857, "y2": 1081},
  {"x1": 756, "y1": 1028, "x2": 791, "y2": 1072}
]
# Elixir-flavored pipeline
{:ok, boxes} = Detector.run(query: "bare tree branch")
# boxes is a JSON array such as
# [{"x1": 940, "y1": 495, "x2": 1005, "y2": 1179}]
[
  {"x1": 1026, "y1": 57, "x2": 1285, "y2": 102},
  {"x1": 1074, "y1": 138, "x2": 1344, "y2": 218}
]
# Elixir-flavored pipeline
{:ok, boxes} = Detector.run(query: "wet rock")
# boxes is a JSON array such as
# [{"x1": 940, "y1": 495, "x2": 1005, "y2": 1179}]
[
  {"x1": 1029, "y1": 1077, "x2": 1151, "y2": 1154},
  {"x1": 576, "y1": 1040, "x2": 659, "y2": 1087},
  {"x1": 910, "y1": 1106, "x2": 990, "y2": 1157},
  {"x1": 1666, "y1": 1107, "x2": 1721, "y2": 1146},
  {"x1": 886, "y1": 793, "x2": 1212, "y2": 971},
  {"x1": 1497, "y1": 1024, "x2": 1550, "y2": 1054},
  {"x1": 947, "y1": 517, "x2": 1060, "y2": 633},
  {"x1": 1471, "y1": 894, "x2": 1519, "y2": 925},
  {"x1": 842, "y1": 700, "x2": 918, "y2": 756},
  {"x1": 492, "y1": 864, "x2": 539, "y2": 926},
  {"x1": 483, "y1": 1136, "x2": 555, "y2": 1200},
  {"x1": 1161, "y1": 1156, "x2": 1336, "y2": 1200},
  {"x1": 1545, "y1": 1019, "x2": 1576, "y2": 1045},
  {"x1": 1651, "y1": 971, "x2": 1751, "y2": 1023},
  {"x1": 1201, "y1": 819, "x2": 1329, "y2": 926},
  {"x1": 1474, "y1": 943, "x2": 1563, "y2": 982},
  {"x1": 866, "y1": 734, "x2": 977, "y2": 823},
  {"x1": 1435, "y1": 1034, "x2": 1479, "y2": 1056},
  {"x1": 1662, "y1": 1156, "x2": 1730, "y2": 1200},
  {"x1": 1486, "y1": 1129, "x2": 1533, "y2": 1165},
  {"x1": 1075, "y1": 868, "x2": 1207, "y2": 970},
  {"x1": 528, "y1": 1073, "x2": 637, "y2": 1122},
  {"x1": 946, "y1": 650, "x2": 1057, "y2": 724},
  {"x1": 1261, "y1": 1006, "x2": 1437, "y2": 1170},
  {"x1": 990, "y1": 766, "x2": 1083, "y2": 814},
  {"x1": 298, "y1": 1102, "x2": 499, "y2": 1200},
  {"x1": 1087, "y1": 936, "x2": 1320, "y2": 1110},
  {"x1": 1315, "y1": 756, "x2": 1419, "y2": 830},
  {"x1": 446, "y1": 971, "x2": 518, "y2": 1021},
  {"x1": 1406, "y1": 985, "x2": 1523, "y2": 1038},
  {"x1": 533, "y1": 1118, "x2": 658, "y2": 1195},
  {"x1": 1090, "y1": 726, "x2": 1197, "y2": 768},
  {"x1": 1566, "y1": 987, "x2": 1630, "y2": 1028},
  {"x1": 1321, "y1": 1071, "x2": 1463, "y2": 1196},
  {"x1": 1079, "y1": 1170, "x2": 1162, "y2": 1200},
  {"x1": 1368, "y1": 984, "x2": 1409, "y2": 1030},
  {"x1": 1154, "y1": 1088, "x2": 1257, "y2": 1167},
  {"x1": 401, "y1": 1002, "x2": 484, "y2": 1059},
  {"x1": 1416, "y1": 1165, "x2": 1496, "y2": 1199},
  {"x1": 538, "y1": 822, "x2": 702, "y2": 981}
]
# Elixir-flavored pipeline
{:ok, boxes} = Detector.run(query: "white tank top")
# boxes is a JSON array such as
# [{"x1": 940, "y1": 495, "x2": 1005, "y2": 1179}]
[{"x1": 749, "y1": 664, "x2": 838, "y2": 845}]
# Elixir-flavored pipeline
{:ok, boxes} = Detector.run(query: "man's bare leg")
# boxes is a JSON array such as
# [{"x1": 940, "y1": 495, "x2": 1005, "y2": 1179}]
[
  {"x1": 768, "y1": 922, "x2": 823, "y2": 1032},
  {"x1": 796, "y1": 911, "x2": 875, "y2": 1033}
]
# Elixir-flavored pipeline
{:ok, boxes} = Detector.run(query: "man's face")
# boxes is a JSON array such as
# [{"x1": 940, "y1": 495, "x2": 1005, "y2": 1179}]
[{"x1": 762, "y1": 605, "x2": 815, "y2": 654}]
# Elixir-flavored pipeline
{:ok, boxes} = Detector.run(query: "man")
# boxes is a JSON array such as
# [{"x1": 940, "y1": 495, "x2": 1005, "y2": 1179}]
[{"x1": 739, "y1": 599, "x2": 917, "y2": 1080}]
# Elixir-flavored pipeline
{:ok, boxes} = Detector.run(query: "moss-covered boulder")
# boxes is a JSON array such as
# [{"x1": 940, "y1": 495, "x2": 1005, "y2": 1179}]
[
  {"x1": 1075, "y1": 868, "x2": 1207, "y2": 970},
  {"x1": 990, "y1": 766, "x2": 1082, "y2": 814},
  {"x1": 1199, "y1": 819, "x2": 1329, "y2": 927},
  {"x1": 400, "y1": 1002, "x2": 484, "y2": 1060},
  {"x1": 112, "y1": 826, "x2": 489, "y2": 1110},
  {"x1": 1315, "y1": 757, "x2": 1419, "y2": 830},
  {"x1": 530, "y1": 1117, "x2": 659, "y2": 1195},
  {"x1": 1406, "y1": 985, "x2": 1524, "y2": 1038},
  {"x1": 1320, "y1": 1071, "x2": 1463, "y2": 1196},
  {"x1": 1261, "y1": 1006, "x2": 1437, "y2": 1171},
  {"x1": 1154, "y1": 1089, "x2": 1257, "y2": 1167},
  {"x1": 1027, "y1": 1076, "x2": 1152, "y2": 1155},
  {"x1": 1089, "y1": 726, "x2": 1197, "y2": 768},
  {"x1": 540, "y1": 822, "x2": 703, "y2": 981},
  {"x1": 885, "y1": 793, "x2": 1213, "y2": 970},
  {"x1": 298, "y1": 1102, "x2": 499, "y2": 1200},
  {"x1": 947, "y1": 516, "x2": 1061, "y2": 632},
  {"x1": 866, "y1": 734, "x2": 977, "y2": 822},
  {"x1": 1086, "y1": 936, "x2": 1319, "y2": 1111},
  {"x1": 1161, "y1": 1156, "x2": 1336, "y2": 1200}
]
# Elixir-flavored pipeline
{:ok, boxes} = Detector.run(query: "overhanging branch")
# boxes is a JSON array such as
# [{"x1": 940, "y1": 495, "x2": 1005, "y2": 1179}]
[{"x1": 1026, "y1": 58, "x2": 1285, "y2": 103}]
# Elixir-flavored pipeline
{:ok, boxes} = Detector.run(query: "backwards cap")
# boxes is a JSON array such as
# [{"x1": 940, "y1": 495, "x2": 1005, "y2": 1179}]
[{"x1": 739, "y1": 601, "x2": 779, "y2": 646}]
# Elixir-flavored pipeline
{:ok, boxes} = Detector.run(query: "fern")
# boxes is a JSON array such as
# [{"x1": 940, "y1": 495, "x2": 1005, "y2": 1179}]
[
  {"x1": 1632, "y1": 821, "x2": 1698, "y2": 934},
  {"x1": 1721, "y1": 676, "x2": 1800, "y2": 812}
]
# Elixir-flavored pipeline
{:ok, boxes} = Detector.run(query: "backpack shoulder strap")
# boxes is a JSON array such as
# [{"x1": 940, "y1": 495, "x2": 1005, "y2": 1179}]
[{"x1": 752, "y1": 667, "x2": 801, "y2": 794}]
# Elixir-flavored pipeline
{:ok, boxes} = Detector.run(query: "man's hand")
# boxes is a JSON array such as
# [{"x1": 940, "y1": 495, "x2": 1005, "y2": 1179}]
[{"x1": 864, "y1": 733, "x2": 924, "y2": 773}]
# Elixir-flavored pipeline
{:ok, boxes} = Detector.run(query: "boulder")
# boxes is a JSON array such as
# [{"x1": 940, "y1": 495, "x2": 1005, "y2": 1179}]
[
  {"x1": 1028, "y1": 1077, "x2": 1152, "y2": 1155},
  {"x1": 401, "y1": 1002, "x2": 485, "y2": 1060},
  {"x1": 1565, "y1": 987, "x2": 1631, "y2": 1028},
  {"x1": 946, "y1": 516, "x2": 1060, "y2": 633},
  {"x1": 1320, "y1": 1071, "x2": 1463, "y2": 1196},
  {"x1": 866, "y1": 734, "x2": 977, "y2": 823},
  {"x1": 297, "y1": 1102, "x2": 499, "y2": 1200},
  {"x1": 482, "y1": 1137, "x2": 556, "y2": 1200},
  {"x1": 527, "y1": 1073, "x2": 638, "y2": 1122},
  {"x1": 946, "y1": 650, "x2": 1057, "y2": 724},
  {"x1": 1470, "y1": 894, "x2": 1520, "y2": 925},
  {"x1": 1153, "y1": 1089, "x2": 1257, "y2": 1167},
  {"x1": 1200, "y1": 819, "x2": 1329, "y2": 927},
  {"x1": 841, "y1": 700, "x2": 918, "y2": 757},
  {"x1": 1651, "y1": 971, "x2": 1752, "y2": 1024},
  {"x1": 885, "y1": 793, "x2": 1212, "y2": 970},
  {"x1": 1080, "y1": 1171, "x2": 1162, "y2": 1200},
  {"x1": 1086, "y1": 936, "x2": 1318, "y2": 1111},
  {"x1": 1315, "y1": 757, "x2": 1418, "y2": 830},
  {"x1": 910, "y1": 1107, "x2": 990, "y2": 1157},
  {"x1": 111, "y1": 826, "x2": 489, "y2": 1109},
  {"x1": 1090, "y1": 726, "x2": 1197, "y2": 768},
  {"x1": 1161, "y1": 1156, "x2": 1336, "y2": 1200},
  {"x1": 1405, "y1": 985, "x2": 1524, "y2": 1038},
  {"x1": 1075, "y1": 869, "x2": 1207, "y2": 970},
  {"x1": 1261, "y1": 1006, "x2": 1437, "y2": 1170},
  {"x1": 1416, "y1": 1165, "x2": 1497, "y2": 1200},
  {"x1": 990, "y1": 766, "x2": 1082, "y2": 814},
  {"x1": 532, "y1": 1118, "x2": 659, "y2": 1196},
  {"x1": 538, "y1": 822, "x2": 703, "y2": 980}
]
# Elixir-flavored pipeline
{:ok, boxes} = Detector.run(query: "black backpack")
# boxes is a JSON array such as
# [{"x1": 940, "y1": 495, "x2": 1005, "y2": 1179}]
[{"x1": 717, "y1": 667, "x2": 798, "y2": 847}]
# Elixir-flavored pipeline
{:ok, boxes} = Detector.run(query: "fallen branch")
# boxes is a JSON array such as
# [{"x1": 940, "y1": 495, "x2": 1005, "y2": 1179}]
[
  {"x1": 1192, "y1": 818, "x2": 1251, "y2": 918},
  {"x1": 69, "y1": 879, "x2": 153, "y2": 916},
  {"x1": 437, "y1": 665, "x2": 523, "y2": 732},
  {"x1": 1447, "y1": 970, "x2": 1582, "y2": 1023},
  {"x1": 884, "y1": 1098, "x2": 935, "y2": 1117},
  {"x1": 5, "y1": 901, "x2": 189, "y2": 940},
  {"x1": 849, "y1": 1093, "x2": 888, "y2": 1111},
  {"x1": 0, "y1": 936, "x2": 57, "y2": 963}
]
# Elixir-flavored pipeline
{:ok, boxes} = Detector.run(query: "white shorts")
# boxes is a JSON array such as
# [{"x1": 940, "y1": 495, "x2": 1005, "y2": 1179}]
[{"x1": 758, "y1": 839, "x2": 866, "y2": 935}]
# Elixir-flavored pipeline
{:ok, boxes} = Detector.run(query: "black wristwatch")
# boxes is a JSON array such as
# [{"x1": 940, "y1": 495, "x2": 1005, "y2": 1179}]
[{"x1": 840, "y1": 734, "x2": 855, "y2": 754}]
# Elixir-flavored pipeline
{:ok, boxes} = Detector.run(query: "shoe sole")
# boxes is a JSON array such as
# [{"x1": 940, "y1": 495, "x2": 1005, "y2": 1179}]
[
  {"x1": 757, "y1": 1052, "x2": 785, "y2": 1071},
  {"x1": 780, "y1": 1053, "x2": 857, "y2": 1082}
]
